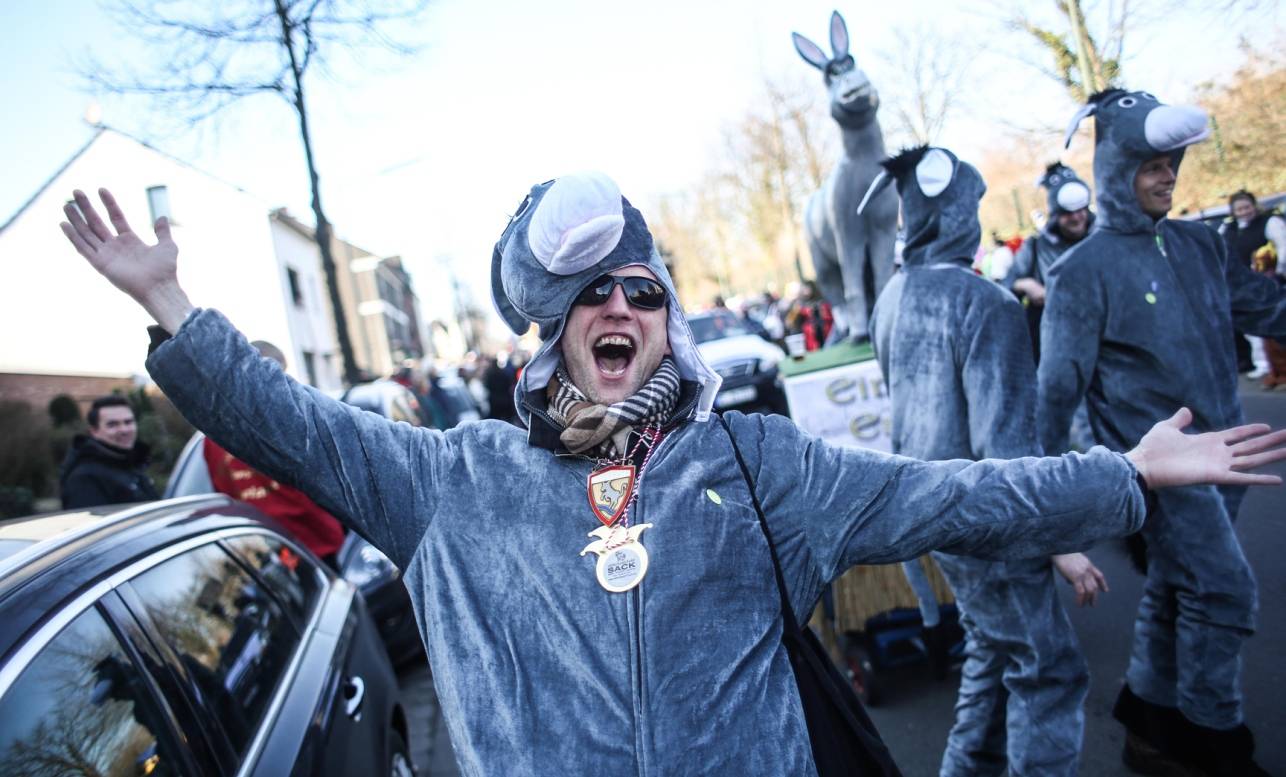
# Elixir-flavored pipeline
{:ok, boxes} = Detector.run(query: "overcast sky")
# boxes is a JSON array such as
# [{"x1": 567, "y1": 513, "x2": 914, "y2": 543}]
[{"x1": 2, "y1": 0, "x2": 1279, "y2": 336}]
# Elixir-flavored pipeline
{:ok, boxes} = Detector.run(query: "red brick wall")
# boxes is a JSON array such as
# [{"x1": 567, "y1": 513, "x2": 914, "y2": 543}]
[{"x1": 0, "y1": 372, "x2": 135, "y2": 415}]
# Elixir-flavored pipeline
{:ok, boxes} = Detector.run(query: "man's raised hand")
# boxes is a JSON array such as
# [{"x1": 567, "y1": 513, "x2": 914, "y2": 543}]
[
  {"x1": 1127, "y1": 408, "x2": 1286, "y2": 490},
  {"x1": 60, "y1": 188, "x2": 194, "y2": 332}
]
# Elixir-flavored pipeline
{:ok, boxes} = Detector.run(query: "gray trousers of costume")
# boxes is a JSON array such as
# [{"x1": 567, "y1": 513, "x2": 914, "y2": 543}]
[
  {"x1": 1126, "y1": 485, "x2": 1256, "y2": 730},
  {"x1": 933, "y1": 553, "x2": 1088, "y2": 777}
]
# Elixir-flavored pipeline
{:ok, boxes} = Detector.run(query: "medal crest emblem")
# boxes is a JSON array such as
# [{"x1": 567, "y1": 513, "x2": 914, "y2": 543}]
[{"x1": 587, "y1": 465, "x2": 636, "y2": 526}]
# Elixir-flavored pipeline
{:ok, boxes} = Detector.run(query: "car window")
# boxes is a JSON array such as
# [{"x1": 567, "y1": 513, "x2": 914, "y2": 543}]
[
  {"x1": 223, "y1": 533, "x2": 326, "y2": 629},
  {"x1": 0, "y1": 605, "x2": 183, "y2": 776},
  {"x1": 688, "y1": 312, "x2": 754, "y2": 343},
  {"x1": 128, "y1": 543, "x2": 299, "y2": 761}
]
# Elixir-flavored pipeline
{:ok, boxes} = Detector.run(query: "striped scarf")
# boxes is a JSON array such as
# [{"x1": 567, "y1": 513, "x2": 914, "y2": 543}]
[{"x1": 546, "y1": 357, "x2": 681, "y2": 457}]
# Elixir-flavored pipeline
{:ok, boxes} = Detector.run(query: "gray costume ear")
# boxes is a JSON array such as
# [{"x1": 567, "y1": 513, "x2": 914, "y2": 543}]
[
  {"x1": 1063, "y1": 102, "x2": 1099, "y2": 149},
  {"x1": 829, "y1": 11, "x2": 849, "y2": 59},
  {"x1": 792, "y1": 32, "x2": 829, "y2": 70}
]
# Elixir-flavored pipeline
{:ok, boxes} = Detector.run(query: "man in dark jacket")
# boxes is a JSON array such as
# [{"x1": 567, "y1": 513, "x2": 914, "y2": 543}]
[
  {"x1": 59, "y1": 395, "x2": 159, "y2": 508},
  {"x1": 1220, "y1": 189, "x2": 1286, "y2": 382},
  {"x1": 1040, "y1": 89, "x2": 1286, "y2": 776}
]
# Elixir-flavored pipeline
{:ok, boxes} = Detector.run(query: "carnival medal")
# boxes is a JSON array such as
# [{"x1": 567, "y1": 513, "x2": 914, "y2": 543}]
[
  {"x1": 587, "y1": 465, "x2": 635, "y2": 527},
  {"x1": 581, "y1": 523, "x2": 653, "y2": 592}
]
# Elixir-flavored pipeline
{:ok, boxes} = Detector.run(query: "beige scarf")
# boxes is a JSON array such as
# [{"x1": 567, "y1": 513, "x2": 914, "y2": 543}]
[{"x1": 545, "y1": 357, "x2": 681, "y2": 457}]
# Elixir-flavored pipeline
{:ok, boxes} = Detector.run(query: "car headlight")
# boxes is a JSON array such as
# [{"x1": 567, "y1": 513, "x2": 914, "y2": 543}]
[{"x1": 343, "y1": 543, "x2": 399, "y2": 591}]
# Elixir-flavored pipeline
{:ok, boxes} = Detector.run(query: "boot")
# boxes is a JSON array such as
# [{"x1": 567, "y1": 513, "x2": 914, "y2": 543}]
[
  {"x1": 923, "y1": 623, "x2": 949, "y2": 681},
  {"x1": 1113, "y1": 685, "x2": 1198, "y2": 777},
  {"x1": 1172, "y1": 719, "x2": 1274, "y2": 777}
]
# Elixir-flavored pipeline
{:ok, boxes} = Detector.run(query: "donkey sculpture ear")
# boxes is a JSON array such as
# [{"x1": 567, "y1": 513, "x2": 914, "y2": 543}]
[
  {"x1": 792, "y1": 32, "x2": 829, "y2": 70},
  {"x1": 1063, "y1": 102, "x2": 1099, "y2": 149},
  {"x1": 829, "y1": 11, "x2": 850, "y2": 60}
]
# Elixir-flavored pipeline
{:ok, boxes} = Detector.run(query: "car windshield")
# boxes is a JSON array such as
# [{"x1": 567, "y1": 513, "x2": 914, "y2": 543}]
[{"x1": 688, "y1": 312, "x2": 755, "y2": 344}]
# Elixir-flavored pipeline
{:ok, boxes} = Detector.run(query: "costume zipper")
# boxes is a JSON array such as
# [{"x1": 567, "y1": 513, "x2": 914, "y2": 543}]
[
  {"x1": 1154, "y1": 220, "x2": 1167, "y2": 257},
  {"x1": 627, "y1": 427, "x2": 682, "y2": 777}
]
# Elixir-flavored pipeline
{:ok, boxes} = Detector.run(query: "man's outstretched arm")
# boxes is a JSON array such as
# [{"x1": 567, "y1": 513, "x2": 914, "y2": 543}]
[
  {"x1": 60, "y1": 188, "x2": 442, "y2": 568},
  {"x1": 731, "y1": 408, "x2": 1286, "y2": 618}
]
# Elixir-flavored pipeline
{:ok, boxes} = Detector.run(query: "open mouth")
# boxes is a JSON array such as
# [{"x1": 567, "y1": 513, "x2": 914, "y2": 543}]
[{"x1": 593, "y1": 334, "x2": 635, "y2": 377}]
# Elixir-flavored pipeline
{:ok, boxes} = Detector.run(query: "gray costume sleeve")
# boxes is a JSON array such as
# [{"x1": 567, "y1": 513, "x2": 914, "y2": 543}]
[
  {"x1": 962, "y1": 300, "x2": 1043, "y2": 460},
  {"x1": 1003, "y1": 237, "x2": 1036, "y2": 292},
  {"x1": 1222, "y1": 232, "x2": 1286, "y2": 338},
  {"x1": 1036, "y1": 256, "x2": 1102, "y2": 453},
  {"x1": 146, "y1": 309, "x2": 438, "y2": 568},
  {"x1": 727, "y1": 413, "x2": 1143, "y2": 613}
]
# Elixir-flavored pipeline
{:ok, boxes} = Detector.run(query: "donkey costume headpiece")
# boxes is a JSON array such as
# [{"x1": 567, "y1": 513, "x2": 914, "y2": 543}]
[
  {"x1": 490, "y1": 172, "x2": 721, "y2": 425},
  {"x1": 858, "y1": 146, "x2": 986, "y2": 268},
  {"x1": 1037, "y1": 162, "x2": 1091, "y2": 217},
  {"x1": 1063, "y1": 88, "x2": 1209, "y2": 232}
]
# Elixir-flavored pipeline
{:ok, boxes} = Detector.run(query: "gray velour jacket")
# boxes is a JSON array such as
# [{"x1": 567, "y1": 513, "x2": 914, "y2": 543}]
[{"x1": 146, "y1": 172, "x2": 1147, "y2": 776}]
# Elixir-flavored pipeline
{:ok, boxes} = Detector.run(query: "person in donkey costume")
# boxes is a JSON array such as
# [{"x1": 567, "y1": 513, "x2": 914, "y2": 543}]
[
  {"x1": 1003, "y1": 162, "x2": 1094, "y2": 361},
  {"x1": 59, "y1": 171, "x2": 1286, "y2": 775},
  {"x1": 1040, "y1": 89, "x2": 1286, "y2": 777},
  {"x1": 867, "y1": 146, "x2": 1108, "y2": 777}
]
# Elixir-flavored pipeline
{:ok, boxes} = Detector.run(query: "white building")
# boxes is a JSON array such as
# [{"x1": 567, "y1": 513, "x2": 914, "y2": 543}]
[{"x1": 0, "y1": 127, "x2": 344, "y2": 399}]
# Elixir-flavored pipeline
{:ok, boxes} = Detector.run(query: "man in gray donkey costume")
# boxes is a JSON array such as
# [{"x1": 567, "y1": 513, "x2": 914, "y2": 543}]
[
  {"x1": 1040, "y1": 89, "x2": 1286, "y2": 777},
  {"x1": 1003, "y1": 162, "x2": 1094, "y2": 362},
  {"x1": 60, "y1": 171, "x2": 1286, "y2": 776},
  {"x1": 867, "y1": 147, "x2": 1108, "y2": 777}
]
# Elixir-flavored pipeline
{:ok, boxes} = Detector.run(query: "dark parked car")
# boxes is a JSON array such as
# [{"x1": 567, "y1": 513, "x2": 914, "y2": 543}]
[
  {"x1": 688, "y1": 308, "x2": 790, "y2": 416},
  {"x1": 165, "y1": 432, "x2": 425, "y2": 668},
  {"x1": 0, "y1": 496, "x2": 414, "y2": 776}
]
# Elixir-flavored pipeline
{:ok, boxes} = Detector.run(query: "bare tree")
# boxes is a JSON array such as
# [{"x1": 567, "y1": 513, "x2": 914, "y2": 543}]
[
  {"x1": 877, "y1": 23, "x2": 979, "y2": 145},
  {"x1": 81, "y1": 0, "x2": 429, "y2": 385},
  {"x1": 655, "y1": 74, "x2": 837, "y2": 305}
]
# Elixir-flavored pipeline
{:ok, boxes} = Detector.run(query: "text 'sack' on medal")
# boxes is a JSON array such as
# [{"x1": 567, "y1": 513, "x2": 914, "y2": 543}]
[{"x1": 581, "y1": 524, "x2": 653, "y2": 593}]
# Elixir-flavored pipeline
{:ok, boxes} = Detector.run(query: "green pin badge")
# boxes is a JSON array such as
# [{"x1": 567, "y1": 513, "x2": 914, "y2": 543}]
[
  {"x1": 1145, "y1": 292, "x2": 1157, "y2": 304},
  {"x1": 705, "y1": 489, "x2": 722, "y2": 505}
]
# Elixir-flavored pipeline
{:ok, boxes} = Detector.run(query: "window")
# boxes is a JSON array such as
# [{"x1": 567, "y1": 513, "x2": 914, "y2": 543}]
[
  {"x1": 0, "y1": 606, "x2": 183, "y2": 776},
  {"x1": 146, "y1": 186, "x2": 172, "y2": 223},
  {"x1": 223, "y1": 533, "x2": 325, "y2": 629},
  {"x1": 301, "y1": 351, "x2": 318, "y2": 387},
  {"x1": 128, "y1": 543, "x2": 299, "y2": 760},
  {"x1": 286, "y1": 267, "x2": 304, "y2": 307}
]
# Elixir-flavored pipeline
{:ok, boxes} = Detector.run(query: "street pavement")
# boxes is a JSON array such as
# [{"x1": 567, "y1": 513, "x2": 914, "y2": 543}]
[{"x1": 396, "y1": 379, "x2": 1286, "y2": 776}]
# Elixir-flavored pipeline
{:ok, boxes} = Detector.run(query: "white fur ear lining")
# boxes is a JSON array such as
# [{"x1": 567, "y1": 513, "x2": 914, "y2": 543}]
[
  {"x1": 528, "y1": 172, "x2": 625, "y2": 275},
  {"x1": 916, "y1": 149, "x2": 954, "y2": 198},
  {"x1": 1056, "y1": 181, "x2": 1091, "y2": 212}
]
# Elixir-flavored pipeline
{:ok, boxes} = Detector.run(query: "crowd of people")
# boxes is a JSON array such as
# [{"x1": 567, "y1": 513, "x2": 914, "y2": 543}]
[{"x1": 50, "y1": 86, "x2": 1286, "y2": 777}]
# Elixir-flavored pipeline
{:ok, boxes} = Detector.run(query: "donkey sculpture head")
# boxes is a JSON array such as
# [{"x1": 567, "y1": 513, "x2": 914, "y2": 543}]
[
  {"x1": 793, "y1": 11, "x2": 880, "y2": 128},
  {"x1": 790, "y1": 10, "x2": 897, "y2": 343}
]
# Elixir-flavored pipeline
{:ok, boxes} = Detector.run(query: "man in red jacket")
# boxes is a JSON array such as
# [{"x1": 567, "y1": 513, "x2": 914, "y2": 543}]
[{"x1": 203, "y1": 341, "x2": 345, "y2": 567}]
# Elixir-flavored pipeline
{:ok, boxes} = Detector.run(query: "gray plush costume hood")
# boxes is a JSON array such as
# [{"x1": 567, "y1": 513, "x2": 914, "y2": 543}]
[
  {"x1": 862, "y1": 146, "x2": 985, "y2": 268},
  {"x1": 1039, "y1": 162, "x2": 1092, "y2": 218},
  {"x1": 1064, "y1": 88, "x2": 1209, "y2": 234},
  {"x1": 490, "y1": 172, "x2": 721, "y2": 425}
]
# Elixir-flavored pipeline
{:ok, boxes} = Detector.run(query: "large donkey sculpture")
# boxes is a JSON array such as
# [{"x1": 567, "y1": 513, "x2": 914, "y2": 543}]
[{"x1": 793, "y1": 10, "x2": 898, "y2": 342}]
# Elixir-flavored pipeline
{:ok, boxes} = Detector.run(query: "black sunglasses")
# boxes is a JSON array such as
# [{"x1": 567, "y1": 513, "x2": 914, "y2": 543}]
[{"x1": 572, "y1": 274, "x2": 668, "y2": 311}]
